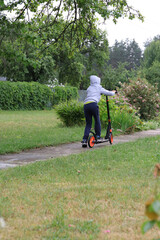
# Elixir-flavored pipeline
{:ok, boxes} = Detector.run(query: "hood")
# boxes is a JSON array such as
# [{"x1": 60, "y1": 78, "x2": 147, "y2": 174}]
[{"x1": 90, "y1": 75, "x2": 101, "y2": 85}]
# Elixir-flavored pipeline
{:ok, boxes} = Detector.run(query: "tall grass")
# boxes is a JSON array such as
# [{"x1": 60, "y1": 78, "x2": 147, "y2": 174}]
[{"x1": 0, "y1": 136, "x2": 160, "y2": 239}]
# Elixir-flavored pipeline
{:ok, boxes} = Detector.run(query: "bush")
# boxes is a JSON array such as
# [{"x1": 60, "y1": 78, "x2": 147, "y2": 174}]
[
  {"x1": 55, "y1": 100, "x2": 84, "y2": 126},
  {"x1": 121, "y1": 78, "x2": 160, "y2": 120},
  {"x1": 99, "y1": 95, "x2": 142, "y2": 133},
  {"x1": 144, "y1": 61, "x2": 160, "y2": 91},
  {"x1": 0, "y1": 81, "x2": 53, "y2": 110},
  {"x1": 52, "y1": 86, "x2": 78, "y2": 105},
  {"x1": 56, "y1": 95, "x2": 142, "y2": 133}
]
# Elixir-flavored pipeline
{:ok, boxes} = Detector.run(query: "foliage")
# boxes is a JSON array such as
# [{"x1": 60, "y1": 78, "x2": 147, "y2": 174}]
[
  {"x1": 0, "y1": 0, "x2": 144, "y2": 51},
  {"x1": 0, "y1": 81, "x2": 53, "y2": 110},
  {"x1": 99, "y1": 95, "x2": 142, "y2": 133},
  {"x1": 141, "y1": 37, "x2": 160, "y2": 91},
  {"x1": 0, "y1": 18, "x2": 109, "y2": 87},
  {"x1": 0, "y1": 1, "x2": 144, "y2": 86},
  {"x1": 56, "y1": 93, "x2": 142, "y2": 133},
  {"x1": 52, "y1": 86, "x2": 78, "y2": 105},
  {"x1": 0, "y1": 81, "x2": 78, "y2": 110},
  {"x1": 143, "y1": 61, "x2": 160, "y2": 91},
  {"x1": 52, "y1": 44, "x2": 85, "y2": 87},
  {"x1": 79, "y1": 30, "x2": 109, "y2": 89},
  {"x1": 121, "y1": 78, "x2": 160, "y2": 120},
  {"x1": 139, "y1": 120, "x2": 160, "y2": 131},
  {"x1": 143, "y1": 39, "x2": 160, "y2": 69},
  {"x1": 144, "y1": 35, "x2": 160, "y2": 48},
  {"x1": 101, "y1": 39, "x2": 142, "y2": 91},
  {"x1": 142, "y1": 163, "x2": 160, "y2": 240},
  {"x1": 102, "y1": 62, "x2": 137, "y2": 90},
  {"x1": 55, "y1": 100, "x2": 84, "y2": 126},
  {"x1": 108, "y1": 39, "x2": 142, "y2": 70},
  {"x1": 0, "y1": 21, "x2": 56, "y2": 83}
]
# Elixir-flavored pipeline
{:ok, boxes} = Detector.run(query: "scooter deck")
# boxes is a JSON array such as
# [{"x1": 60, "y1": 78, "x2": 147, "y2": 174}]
[{"x1": 92, "y1": 138, "x2": 110, "y2": 144}]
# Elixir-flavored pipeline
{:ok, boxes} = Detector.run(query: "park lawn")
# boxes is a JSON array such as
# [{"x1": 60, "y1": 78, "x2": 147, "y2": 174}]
[
  {"x1": 0, "y1": 136, "x2": 160, "y2": 240},
  {"x1": 0, "y1": 110, "x2": 85, "y2": 154},
  {"x1": 0, "y1": 110, "x2": 119, "y2": 154}
]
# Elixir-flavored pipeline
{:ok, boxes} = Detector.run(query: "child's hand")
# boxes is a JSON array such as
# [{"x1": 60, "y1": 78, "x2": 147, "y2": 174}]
[{"x1": 112, "y1": 90, "x2": 117, "y2": 94}]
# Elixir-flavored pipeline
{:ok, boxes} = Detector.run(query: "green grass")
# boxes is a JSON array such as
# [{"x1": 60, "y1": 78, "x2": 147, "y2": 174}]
[
  {"x1": 0, "y1": 110, "x2": 85, "y2": 154},
  {"x1": 0, "y1": 109, "x2": 159, "y2": 155},
  {"x1": 0, "y1": 110, "x2": 120, "y2": 154},
  {"x1": 0, "y1": 136, "x2": 160, "y2": 239}
]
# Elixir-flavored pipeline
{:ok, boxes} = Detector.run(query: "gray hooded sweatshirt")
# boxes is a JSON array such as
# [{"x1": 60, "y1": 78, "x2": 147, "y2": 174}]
[{"x1": 84, "y1": 75, "x2": 115, "y2": 104}]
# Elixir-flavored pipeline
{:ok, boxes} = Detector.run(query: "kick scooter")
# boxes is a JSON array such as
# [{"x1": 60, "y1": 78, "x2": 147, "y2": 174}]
[{"x1": 88, "y1": 95, "x2": 114, "y2": 148}]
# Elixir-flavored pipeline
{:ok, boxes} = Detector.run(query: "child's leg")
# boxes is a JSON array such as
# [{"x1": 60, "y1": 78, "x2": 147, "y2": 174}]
[
  {"x1": 83, "y1": 104, "x2": 93, "y2": 140},
  {"x1": 93, "y1": 105, "x2": 101, "y2": 137}
]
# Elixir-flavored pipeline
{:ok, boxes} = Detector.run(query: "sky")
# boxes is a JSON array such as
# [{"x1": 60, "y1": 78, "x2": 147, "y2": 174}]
[{"x1": 99, "y1": 0, "x2": 160, "y2": 50}]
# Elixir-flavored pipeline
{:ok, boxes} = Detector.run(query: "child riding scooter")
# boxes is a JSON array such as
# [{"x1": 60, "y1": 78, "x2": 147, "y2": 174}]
[{"x1": 82, "y1": 75, "x2": 116, "y2": 148}]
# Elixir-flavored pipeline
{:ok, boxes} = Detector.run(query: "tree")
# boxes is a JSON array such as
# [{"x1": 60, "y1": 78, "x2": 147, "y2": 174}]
[
  {"x1": 0, "y1": 0, "x2": 143, "y2": 85},
  {"x1": 142, "y1": 38, "x2": 160, "y2": 90},
  {"x1": 102, "y1": 62, "x2": 136, "y2": 90},
  {"x1": 0, "y1": 0, "x2": 143, "y2": 51},
  {"x1": 143, "y1": 39, "x2": 160, "y2": 69},
  {"x1": 52, "y1": 29, "x2": 109, "y2": 88},
  {"x1": 144, "y1": 35, "x2": 160, "y2": 48},
  {"x1": 126, "y1": 39, "x2": 142, "y2": 70},
  {"x1": 0, "y1": 21, "x2": 56, "y2": 82},
  {"x1": 79, "y1": 30, "x2": 109, "y2": 89},
  {"x1": 143, "y1": 61, "x2": 160, "y2": 91},
  {"x1": 108, "y1": 39, "x2": 142, "y2": 70}
]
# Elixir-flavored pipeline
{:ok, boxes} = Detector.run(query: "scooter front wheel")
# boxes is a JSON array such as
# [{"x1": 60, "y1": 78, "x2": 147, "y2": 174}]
[
  {"x1": 88, "y1": 135, "x2": 95, "y2": 148},
  {"x1": 109, "y1": 133, "x2": 113, "y2": 144}
]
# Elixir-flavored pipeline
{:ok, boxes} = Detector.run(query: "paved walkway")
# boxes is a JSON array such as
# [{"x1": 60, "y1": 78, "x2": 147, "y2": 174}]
[{"x1": 0, "y1": 129, "x2": 160, "y2": 170}]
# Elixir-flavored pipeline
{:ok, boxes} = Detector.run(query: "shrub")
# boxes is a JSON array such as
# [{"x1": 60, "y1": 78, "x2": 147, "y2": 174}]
[
  {"x1": 56, "y1": 95, "x2": 142, "y2": 133},
  {"x1": 52, "y1": 86, "x2": 78, "y2": 105},
  {"x1": 99, "y1": 95, "x2": 142, "y2": 133},
  {"x1": 144, "y1": 60, "x2": 160, "y2": 91},
  {"x1": 121, "y1": 78, "x2": 160, "y2": 120},
  {"x1": 0, "y1": 81, "x2": 53, "y2": 110},
  {"x1": 55, "y1": 100, "x2": 84, "y2": 126}
]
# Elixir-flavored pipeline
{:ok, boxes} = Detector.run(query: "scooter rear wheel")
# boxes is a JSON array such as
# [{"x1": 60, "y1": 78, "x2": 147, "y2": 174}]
[{"x1": 88, "y1": 135, "x2": 95, "y2": 148}]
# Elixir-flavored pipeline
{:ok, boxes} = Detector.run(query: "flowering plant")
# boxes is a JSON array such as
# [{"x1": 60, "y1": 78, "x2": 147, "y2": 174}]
[
  {"x1": 120, "y1": 78, "x2": 160, "y2": 120},
  {"x1": 99, "y1": 93, "x2": 142, "y2": 133}
]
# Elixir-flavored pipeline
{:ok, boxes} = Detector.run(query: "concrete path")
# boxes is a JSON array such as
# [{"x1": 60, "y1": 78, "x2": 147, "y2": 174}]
[{"x1": 0, "y1": 129, "x2": 160, "y2": 170}]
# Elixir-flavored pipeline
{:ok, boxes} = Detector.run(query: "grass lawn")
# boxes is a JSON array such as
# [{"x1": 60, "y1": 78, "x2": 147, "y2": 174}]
[
  {"x1": 0, "y1": 110, "x2": 85, "y2": 154},
  {"x1": 0, "y1": 136, "x2": 160, "y2": 239},
  {"x1": 0, "y1": 110, "x2": 120, "y2": 154}
]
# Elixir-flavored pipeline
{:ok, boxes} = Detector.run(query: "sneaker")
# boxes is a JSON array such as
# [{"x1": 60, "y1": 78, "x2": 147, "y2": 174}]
[
  {"x1": 96, "y1": 136, "x2": 103, "y2": 142},
  {"x1": 81, "y1": 139, "x2": 87, "y2": 148}
]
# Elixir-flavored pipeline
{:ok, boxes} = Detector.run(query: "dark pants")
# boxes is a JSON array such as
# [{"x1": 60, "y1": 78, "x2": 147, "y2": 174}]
[{"x1": 83, "y1": 102, "x2": 101, "y2": 140}]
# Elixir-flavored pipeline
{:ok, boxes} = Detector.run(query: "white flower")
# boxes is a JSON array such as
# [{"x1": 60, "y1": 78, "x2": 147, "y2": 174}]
[{"x1": 0, "y1": 217, "x2": 6, "y2": 228}]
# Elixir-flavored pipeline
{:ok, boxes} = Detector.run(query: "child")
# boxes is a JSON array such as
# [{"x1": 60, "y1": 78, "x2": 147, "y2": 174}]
[{"x1": 82, "y1": 75, "x2": 116, "y2": 147}]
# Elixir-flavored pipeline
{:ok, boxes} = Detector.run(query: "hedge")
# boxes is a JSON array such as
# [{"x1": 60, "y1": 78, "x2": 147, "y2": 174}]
[
  {"x1": 0, "y1": 81, "x2": 53, "y2": 110},
  {"x1": 0, "y1": 82, "x2": 79, "y2": 110},
  {"x1": 52, "y1": 86, "x2": 78, "y2": 105}
]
